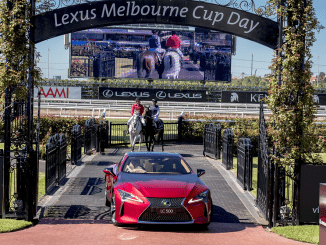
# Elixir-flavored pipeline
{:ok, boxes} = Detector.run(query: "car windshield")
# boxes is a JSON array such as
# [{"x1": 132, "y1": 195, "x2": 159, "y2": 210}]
[{"x1": 122, "y1": 156, "x2": 192, "y2": 174}]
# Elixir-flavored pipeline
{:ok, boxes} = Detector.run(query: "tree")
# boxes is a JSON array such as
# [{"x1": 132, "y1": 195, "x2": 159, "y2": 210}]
[{"x1": 267, "y1": 0, "x2": 321, "y2": 165}]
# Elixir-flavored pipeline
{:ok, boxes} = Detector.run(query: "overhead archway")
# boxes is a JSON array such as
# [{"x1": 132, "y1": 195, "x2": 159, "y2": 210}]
[{"x1": 34, "y1": 0, "x2": 278, "y2": 49}]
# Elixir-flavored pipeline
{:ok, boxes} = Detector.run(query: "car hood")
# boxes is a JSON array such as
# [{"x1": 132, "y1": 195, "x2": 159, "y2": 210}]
[{"x1": 120, "y1": 173, "x2": 201, "y2": 198}]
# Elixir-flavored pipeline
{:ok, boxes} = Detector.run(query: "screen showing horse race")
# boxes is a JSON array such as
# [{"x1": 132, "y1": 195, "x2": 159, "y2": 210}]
[{"x1": 69, "y1": 26, "x2": 232, "y2": 82}]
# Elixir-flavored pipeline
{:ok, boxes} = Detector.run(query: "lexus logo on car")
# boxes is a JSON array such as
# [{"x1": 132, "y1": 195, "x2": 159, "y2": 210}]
[
  {"x1": 161, "y1": 200, "x2": 171, "y2": 207},
  {"x1": 103, "y1": 89, "x2": 114, "y2": 98},
  {"x1": 156, "y1": 91, "x2": 166, "y2": 99}
]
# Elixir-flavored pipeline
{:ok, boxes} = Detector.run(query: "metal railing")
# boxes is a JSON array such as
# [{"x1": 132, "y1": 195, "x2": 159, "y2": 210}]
[
  {"x1": 203, "y1": 123, "x2": 222, "y2": 159},
  {"x1": 222, "y1": 128, "x2": 234, "y2": 170},
  {"x1": 237, "y1": 138, "x2": 253, "y2": 191},
  {"x1": 84, "y1": 118, "x2": 96, "y2": 155},
  {"x1": 45, "y1": 133, "x2": 67, "y2": 193},
  {"x1": 71, "y1": 124, "x2": 82, "y2": 165}
]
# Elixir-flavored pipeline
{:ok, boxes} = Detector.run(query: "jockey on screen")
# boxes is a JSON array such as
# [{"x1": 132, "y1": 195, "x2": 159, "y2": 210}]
[
  {"x1": 127, "y1": 98, "x2": 146, "y2": 134},
  {"x1": 148, "y1": 30, "x2": 165, "y2": 63},
  {"x1": 166, "y1": 31, "x2": 184, "y2": 59},
  {"x1": 149, "y1": 98, "x2": 160, "y2": 129}
]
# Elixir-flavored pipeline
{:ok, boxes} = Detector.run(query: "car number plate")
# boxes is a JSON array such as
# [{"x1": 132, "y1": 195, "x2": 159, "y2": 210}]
[{"x1": 157, "y1": 208, "x2": 176, "y2": 215}]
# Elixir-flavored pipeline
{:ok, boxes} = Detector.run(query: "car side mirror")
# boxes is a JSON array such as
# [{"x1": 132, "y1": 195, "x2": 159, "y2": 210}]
[
  {"x1": 197, "y1": 169, "x2": 205, "y2": 178},
  {"x1": 103, "y1": 167, "x2": 116, "y2": 177}
]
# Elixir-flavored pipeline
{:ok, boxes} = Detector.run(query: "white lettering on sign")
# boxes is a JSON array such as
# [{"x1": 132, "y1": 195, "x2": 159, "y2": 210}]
[
  {"x1": 53, "y1": 2, "x2": 260, "y2": 34},
  {"x1": 34, "y1": 87, "x2": 82, "y2": 99},
  {"x1": 227, "y1": 12, "x2": 259, "y2": 33},
  {"x1": 250, "y1": 94, "x2": 267, "y2": 102},
  {"x1": 54, "y1": 9, "x2": 97, "y2": 27},
  {"x1": 313, "y1": 207, "x2": 319, "y2": 214}
]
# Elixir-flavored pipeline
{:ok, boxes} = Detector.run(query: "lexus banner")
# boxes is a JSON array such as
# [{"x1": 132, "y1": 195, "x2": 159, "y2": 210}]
[{"x1": 99, "y1": 87, "x2": 207, "y2": 102}]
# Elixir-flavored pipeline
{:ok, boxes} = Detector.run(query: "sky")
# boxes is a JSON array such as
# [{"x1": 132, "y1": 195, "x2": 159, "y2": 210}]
[{"x1": 35, "y1": 0, "x2": 326, "y2": 81}]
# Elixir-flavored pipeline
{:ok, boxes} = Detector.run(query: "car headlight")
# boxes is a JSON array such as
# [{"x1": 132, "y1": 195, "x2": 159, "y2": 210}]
[
  {"x1": 118, "y1": 189, "x2": 143, "y2": 203},
  {"x1": 188, "y1": 190, "x2": 209, "y2": 204}
]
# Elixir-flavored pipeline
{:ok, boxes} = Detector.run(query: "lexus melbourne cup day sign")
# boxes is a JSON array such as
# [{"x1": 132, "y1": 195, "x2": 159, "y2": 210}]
[
  {"x1": 34, "y1": 0, "x2": 278, "y2": 49},
  {"x1": 99, "y1": 87, "x2": 207, "y2": 102}
]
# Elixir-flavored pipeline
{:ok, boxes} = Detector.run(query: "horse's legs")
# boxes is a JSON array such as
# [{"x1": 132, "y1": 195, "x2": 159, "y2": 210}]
[
  {"x1": 138, "y1": 132, "x2": 142, "y2": 151},
  {"x1": 130, "y1": 134, "x2": 135, "y2": 152},
  {"x1": 150, "y1": 133, "x2": 155, "y2": 151}
]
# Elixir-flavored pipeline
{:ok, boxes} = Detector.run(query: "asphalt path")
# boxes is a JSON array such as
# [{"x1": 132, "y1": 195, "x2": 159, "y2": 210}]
[{"x1": 1, "y1": 143, "x2": 309, "y2": 245}]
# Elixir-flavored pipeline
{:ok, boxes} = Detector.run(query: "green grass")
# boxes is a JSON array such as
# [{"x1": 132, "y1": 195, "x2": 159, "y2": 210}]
[
  {"x1": 271, "y1": 225, "x2": 319, "y2": 244},
  {"x1": 0, "y1": 219, "x2": 32, "y2": 233}
]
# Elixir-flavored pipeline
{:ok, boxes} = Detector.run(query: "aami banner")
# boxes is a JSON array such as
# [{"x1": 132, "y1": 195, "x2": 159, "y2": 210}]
[
  {"x1": 221, "y1": 91, "x2": 268, "y2": 103},
  {"x1": 99, "y1": 87, "x2": 207, "y2": 102},
  {"x1": 34, "y1": 86, "x2": 82, "y2": 99}
]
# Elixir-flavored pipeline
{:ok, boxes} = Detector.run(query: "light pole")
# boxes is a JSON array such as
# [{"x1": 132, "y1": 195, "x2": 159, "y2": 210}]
[
  {"x1": 251, "y1": 53, "x2": 253, "y2": 88},
  {"x1": 48, "y1": 47, "x2": 50, "y2": 79}
]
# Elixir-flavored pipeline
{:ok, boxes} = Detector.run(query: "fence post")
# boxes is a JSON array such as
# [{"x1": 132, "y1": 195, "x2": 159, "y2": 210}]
[
  {"x1": 222, "y1": 128, "x2": 234, "y2": 170},
  {"x1": 216, "y1": 124, "x2": 221, "y2": 159},
  {"x1": 178, "y1": 116, "x2": 183, "y2": 142},
  {"x1": 71, "y1": 125, "x2": 76, "y2": 165}
]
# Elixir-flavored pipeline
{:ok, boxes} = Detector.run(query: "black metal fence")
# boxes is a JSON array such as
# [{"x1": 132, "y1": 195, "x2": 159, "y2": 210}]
[
  {"x1": 71, "y1": 124, "x2": 82, "y2": 165},
  {"x1": 256, "y1": 102, "x2": 274, "y2": 226},
  {"x1": 203, "y1": 123, "x2": 221, "y2": 159},
  {"x1": 84, "y1": 118, "x2": 96, "y2": 154},
  {"x1": 237, "y1": 138, "x2": 253, "y2": 191},
  {"x1": 222, "y1": 128, "x2": 234, "y2": 170},
  {"x1": 108, "y1": 120, "x2": 180, "y2": 146},
  {"x1": 45, "y1": 133, "x2": 67, "y2": 193}
]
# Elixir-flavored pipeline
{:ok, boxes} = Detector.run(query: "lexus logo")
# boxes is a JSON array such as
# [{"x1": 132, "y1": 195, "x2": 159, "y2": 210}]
[
  {"x1": 161, "y1": 199, "x2": 171, "y2": 207},
  {"x1": 156, "y1": 91, "x2": 166, "y2": 99},
  {"x1": 103, "y1": 89, "x2": 114, "y2": 98}
]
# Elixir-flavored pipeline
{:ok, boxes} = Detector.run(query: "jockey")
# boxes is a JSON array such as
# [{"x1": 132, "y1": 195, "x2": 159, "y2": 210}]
[
  {"x1": 127, "y1": 98, "x2": 146, "y2": 134},
  {"x1": 149, "y1": 98, "x2": 160, "y2": 129},
  {"x1": 148, "y1": 30, "x2": 165, "y2": 63},
  {"x1": 166, "y1": 31, "x2": 184, "y2": 59}
]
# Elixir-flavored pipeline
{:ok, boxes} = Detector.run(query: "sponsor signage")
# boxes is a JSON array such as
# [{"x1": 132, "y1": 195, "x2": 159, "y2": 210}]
[
  {"x1": 34, "y1": 86, "x2": 82, "y2": 99},
  {"x1": 33, "y1": 0, "x2": 278, "y2": 49},
  {"x1": 221, "y1": 92, "x2": 326, "y2": 105},
  {"x1": 300, "y1": 165, "x2": 326, "y2": 223},
  {"x1": 221, "y1": 91, "x2": 267, "y2": 103},
  {"x1": 99, "y1": 87, "x2": 207, "y2": 102}
]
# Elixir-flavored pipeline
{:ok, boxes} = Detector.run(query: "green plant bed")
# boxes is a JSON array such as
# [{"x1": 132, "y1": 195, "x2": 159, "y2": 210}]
[
  {"x1": 271, "y1": 225, "x2": 319, "y2": 245},
  {"x1": 0, "y1": 219, "x2": 32, "y2": 233}
]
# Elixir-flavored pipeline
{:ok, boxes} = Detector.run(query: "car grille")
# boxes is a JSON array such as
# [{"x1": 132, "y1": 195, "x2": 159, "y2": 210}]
[{"x1": 138, "y1": 198, "x2": 192, "y2": 223}]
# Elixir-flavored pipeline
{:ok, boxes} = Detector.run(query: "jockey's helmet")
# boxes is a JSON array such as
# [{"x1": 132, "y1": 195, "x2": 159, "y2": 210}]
[
  {"x1": 152, "y1": 98, "x2": 157, "y2": 103},
  {"x1": 135, "y1": 97, "x2": 141, "y2": 102}
]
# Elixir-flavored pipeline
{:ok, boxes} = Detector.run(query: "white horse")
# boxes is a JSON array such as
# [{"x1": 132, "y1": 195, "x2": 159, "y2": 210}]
[
  {"x1": 163, "y1": 50, "x2": 181, "y2": 79},
  {"x1": 129, "y1": 110, "x2": 143, "y2": 152}
]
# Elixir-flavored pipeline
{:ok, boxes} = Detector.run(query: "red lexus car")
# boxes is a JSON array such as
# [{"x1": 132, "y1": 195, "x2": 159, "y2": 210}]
[{"x1": 103, "y1": 152, "x2": 213, "y2": 227}]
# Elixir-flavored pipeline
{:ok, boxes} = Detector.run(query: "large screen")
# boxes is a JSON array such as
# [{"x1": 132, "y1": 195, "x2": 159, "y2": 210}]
[{"x1": 70, "y1": 27, "x2": 232, "y2": 82}]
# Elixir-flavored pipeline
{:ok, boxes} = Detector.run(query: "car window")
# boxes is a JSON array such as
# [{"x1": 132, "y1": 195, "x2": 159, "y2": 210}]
[{"x1": 122, "y1": 156, "x2": 192, "y2": 174}]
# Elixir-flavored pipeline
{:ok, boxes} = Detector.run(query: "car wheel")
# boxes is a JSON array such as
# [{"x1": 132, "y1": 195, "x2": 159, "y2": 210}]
[{"x1": 105, "y1": 191, "x2": 110, "y2": 207}]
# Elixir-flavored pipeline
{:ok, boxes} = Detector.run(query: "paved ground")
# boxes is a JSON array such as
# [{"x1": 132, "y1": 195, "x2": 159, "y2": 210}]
[
  {"x1": 38, "y1": 143, "x2": 257, "y2": 223},
  {"x1": 1, "y1": 143, "x2": 309, "y2": 244}
]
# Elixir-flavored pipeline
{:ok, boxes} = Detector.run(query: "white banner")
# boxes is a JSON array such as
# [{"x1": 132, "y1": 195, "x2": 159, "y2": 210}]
[{"x1": 34, "y1": 86, "x2": 82, "y2": 99}]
